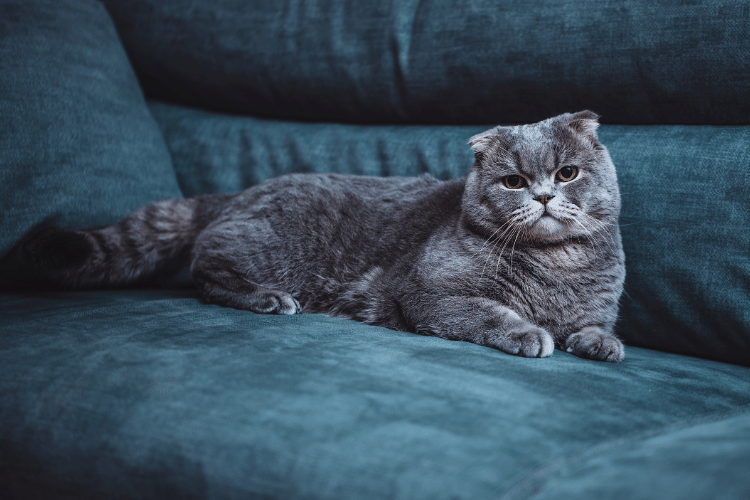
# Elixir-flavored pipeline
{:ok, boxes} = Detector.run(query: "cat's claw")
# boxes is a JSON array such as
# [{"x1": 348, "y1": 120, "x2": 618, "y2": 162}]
[{"x1": 565, "y1": 327, "x2": 624, "y2": 362}]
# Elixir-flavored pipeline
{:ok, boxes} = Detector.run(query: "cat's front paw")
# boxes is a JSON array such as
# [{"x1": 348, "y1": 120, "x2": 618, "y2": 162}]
[
  {"x1": 502, "y1": 325, "x2": 555, "y2": 358},
  {"x1": 565, "y1": 327, "x2": 624, "y2": 362}
]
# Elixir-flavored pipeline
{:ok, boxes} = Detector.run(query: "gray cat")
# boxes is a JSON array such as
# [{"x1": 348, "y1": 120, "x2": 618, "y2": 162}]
[{"x1": 13, "y1": 111, "x2": 626, "y2": 362}]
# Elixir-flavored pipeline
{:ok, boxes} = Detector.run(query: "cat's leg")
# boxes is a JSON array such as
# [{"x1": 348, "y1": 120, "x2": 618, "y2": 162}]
[
  {"x1": 192, "y1": 257, "x2": 300, "y2": 314},
  {"x1": 564, "y1": 326, "x2": 624, "y2": 362},
  {"x1": 412, "y1": 296, "x2": 555, "y2": 358},
  {"x1": 190, "y1": 224, "x2": 300, "y2": 315}
]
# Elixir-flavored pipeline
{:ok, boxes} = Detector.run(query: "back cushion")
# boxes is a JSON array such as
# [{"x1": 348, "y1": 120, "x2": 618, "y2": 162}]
[
  {"x1": 604, "y1": 125, "x2": 750, "y2": 367},
  {"x1": 0, "y1": 0, "x2": 183, "y2": 257},
  {"x1": 104, "y1": 0, "x2": 749, "y2": 124}
]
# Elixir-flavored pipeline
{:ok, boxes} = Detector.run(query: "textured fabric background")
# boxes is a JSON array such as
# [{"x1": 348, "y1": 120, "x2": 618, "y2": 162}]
[
  {"x1": 1, "y1": 289, "x2": 749, "y2": 500},
  {"x1": 151, "y1": 102, "x2": 750, "y2": 366},
  {"x1": 0, "y1": 0, "x2": 184, "y2": 257},
  {"x1": 103, "y1": 0, "x2": 750, "y2": 124}
]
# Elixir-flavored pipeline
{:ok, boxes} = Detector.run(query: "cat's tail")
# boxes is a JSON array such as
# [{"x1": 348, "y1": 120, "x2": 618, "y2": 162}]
[{"x1": 7, "y1": 194, "x2": 232, "y2": 289}]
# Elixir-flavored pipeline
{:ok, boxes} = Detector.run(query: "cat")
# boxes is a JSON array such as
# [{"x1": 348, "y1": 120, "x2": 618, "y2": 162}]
[{"x1": 10, "y1": 110, "x2": 626, "y2": 362}]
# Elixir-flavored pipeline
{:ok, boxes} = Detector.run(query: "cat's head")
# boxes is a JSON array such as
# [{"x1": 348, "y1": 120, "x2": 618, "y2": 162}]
[{"x1": 462, "y1": 111, "x2": 620, "y2": 245}]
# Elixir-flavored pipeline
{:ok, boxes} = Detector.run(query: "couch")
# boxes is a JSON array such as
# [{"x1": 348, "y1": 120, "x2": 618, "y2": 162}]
[{"x1": 1, "y1": 1, "x2": 749, "y2": 498}]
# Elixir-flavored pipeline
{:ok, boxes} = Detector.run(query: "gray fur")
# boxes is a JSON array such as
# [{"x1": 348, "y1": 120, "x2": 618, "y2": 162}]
[{"x1": 14, "y1": 111, "x2": 626, "y2": 362}]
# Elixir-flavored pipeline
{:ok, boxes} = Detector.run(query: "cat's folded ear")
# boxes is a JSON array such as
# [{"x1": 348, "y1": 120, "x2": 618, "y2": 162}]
[
  {"x1": 468, "y1": 126, "x2": 507, "y2": 162},
  {"x1": 567, "y1": 110, "x2": 601, "y2": 142}
]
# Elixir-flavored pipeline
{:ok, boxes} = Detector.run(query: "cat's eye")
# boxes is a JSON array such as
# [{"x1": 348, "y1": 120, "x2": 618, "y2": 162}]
[
  {"x1": 556, "y1": 166, "x2": 579, "y2": 182},
  {"x1": 502, "y1": 175, "x2": 527, "y2": 189}
]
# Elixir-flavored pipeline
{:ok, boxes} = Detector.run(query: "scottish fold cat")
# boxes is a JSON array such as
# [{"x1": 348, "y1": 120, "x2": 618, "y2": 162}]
[{"x1": 13, "y1": 111, "x2": 625, "y2": 361}]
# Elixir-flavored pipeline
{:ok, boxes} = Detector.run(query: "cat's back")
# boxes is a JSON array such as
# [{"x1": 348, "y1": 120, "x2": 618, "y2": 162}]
[
  {"x1": 224, "y1": 172, "x2": 459, "y2": 220},
  {"x1": 252, "y1": 172, "x2": 446, "y2": 201}
]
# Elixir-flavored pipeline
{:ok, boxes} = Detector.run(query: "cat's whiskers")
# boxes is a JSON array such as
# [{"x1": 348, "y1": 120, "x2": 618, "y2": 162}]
[
  {"x1": 472, "y1": 210, "x2": 520, "y2": 259},
  {"x1": 493, "y1": 209, "x2": 535, "y2": 279},
  {"x1": 480, "y1": 220, "x2": 520, "y2": 282},
  {"x1": 567, "y1": 206, "x2": 615, "y2": 253},
  {"x1": 580, "y1": 212, "x2": 617, "y2": 250},
  {"x1": 579, "y1": 218, "x2": 613, "y2": 260},
  {"x1": 570, "y1": 216, "x2": 602, "y2": 257},
  {"x1": 478, "y1": 219, "x2": 516, "y2": 279},
  {"x1": 552, "y1": 202, "x2": 603, "y2": 257},
  {"x1": 508, "y1": 211, "x2": 536, "y2": 275},
  {"x1": 568, "y1": 212, "x2": 602, "y2": 256},
  {"x1": 563, "y1": 202, "x2": 611, "y2": 237},
  {"x1": 479, "y1": 210, "x2": 527, "y2": 284},
  {"x1": 494, "y1": 222, "x2": 523, "y2": 280}
]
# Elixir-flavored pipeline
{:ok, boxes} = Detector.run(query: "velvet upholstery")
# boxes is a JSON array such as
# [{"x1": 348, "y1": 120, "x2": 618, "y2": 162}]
[
  {"x1": 1, "y1": 289, "x2": 749, "y2": 500},
  {"x1": 103, "y1": 0, "x2": 750, "y2": 124},
  {"x1": 0, "y1": 0, "x2": 183, "y2": 257}
]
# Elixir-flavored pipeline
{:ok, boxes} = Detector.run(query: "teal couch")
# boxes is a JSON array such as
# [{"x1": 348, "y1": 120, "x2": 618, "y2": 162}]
[{"x1": 2, "y1": 1, "x2": 750, "y2": 498}]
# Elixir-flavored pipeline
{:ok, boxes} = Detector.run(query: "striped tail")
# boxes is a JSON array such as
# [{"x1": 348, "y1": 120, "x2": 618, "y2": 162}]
[{"x1": 12, "y1": 194, "x2": 231, "y2": 289}]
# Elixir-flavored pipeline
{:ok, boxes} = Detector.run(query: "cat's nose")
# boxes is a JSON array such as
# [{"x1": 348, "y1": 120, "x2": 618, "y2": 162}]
[{"x1": 534, "y1": 194, "x2": 554, "y2": 205}]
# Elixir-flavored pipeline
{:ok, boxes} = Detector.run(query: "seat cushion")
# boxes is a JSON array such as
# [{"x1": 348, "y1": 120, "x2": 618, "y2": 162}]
[
  {"x1": 104, "y1": 0, "x2": 749, "y2": 124},
  {"x1": 0, "y1": 0, "x2": 183, "y2": 257},
  {"x1": 150, "y1": 102, "x2": 750, "y2": 367},
  {"x1": 1, "y1": 288, "x2": 749, "y2": 499},
  {"x1": 513, "y1": 411, "x2": 750, "y2": 500}
]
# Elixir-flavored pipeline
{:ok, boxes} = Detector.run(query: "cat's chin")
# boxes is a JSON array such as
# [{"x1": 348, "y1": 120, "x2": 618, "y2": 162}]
[
  {"x1": 533, "y1": 214, "x2": 564, "y2": 233},
  {"x1": 527, "y1": 215, "x2": 572, "y2": 243}
]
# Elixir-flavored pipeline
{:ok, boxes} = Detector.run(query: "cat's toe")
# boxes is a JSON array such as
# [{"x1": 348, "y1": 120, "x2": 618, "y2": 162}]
[
  {"x1": 277, "y1": 294, "x2": 301, "y2": 315},
  {"x1": 506, "y1": 326, "x2": 555, "y2": 358},
  {"x1": 565, "y1": 327, "x2": 624, "y2": 362},
  {"x1": 248, "y1": 290, "x2": 300, "y2": 315}
]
